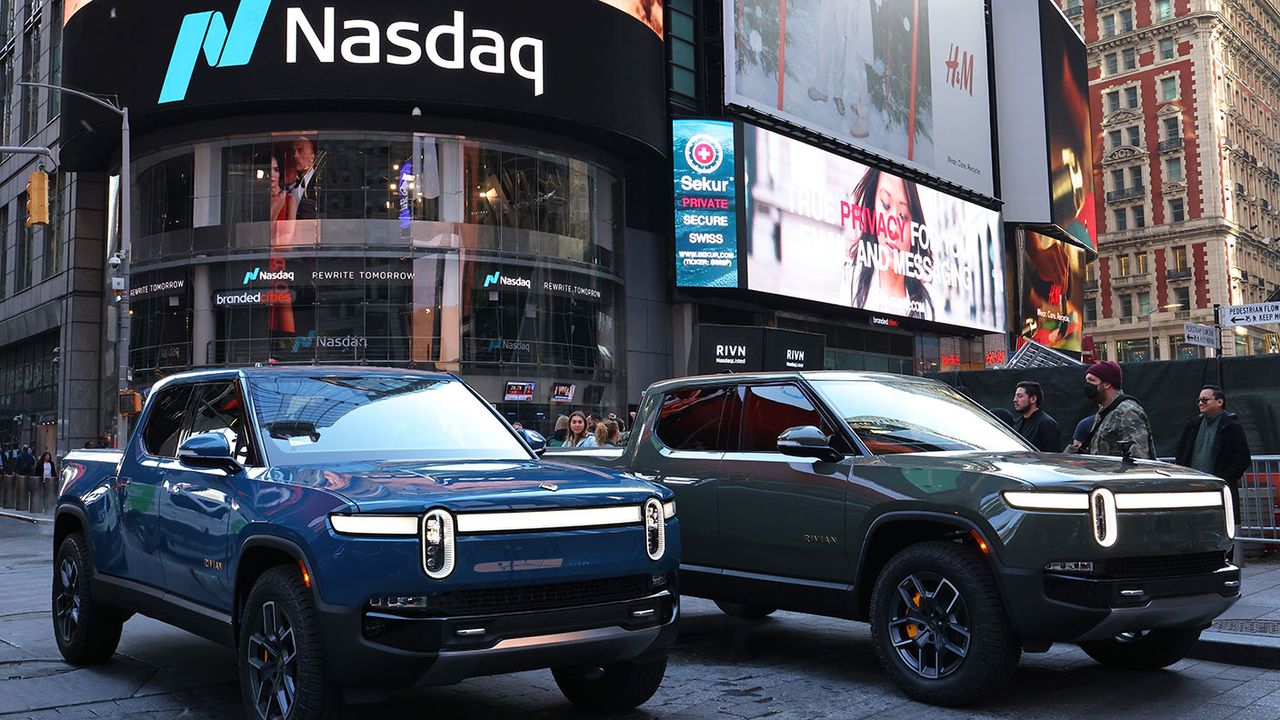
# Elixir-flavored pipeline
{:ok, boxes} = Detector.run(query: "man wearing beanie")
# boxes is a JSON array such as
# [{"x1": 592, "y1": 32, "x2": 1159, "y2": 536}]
[{"x1": 1082, "y1": 360, "x2": 1156, "y2": 459}]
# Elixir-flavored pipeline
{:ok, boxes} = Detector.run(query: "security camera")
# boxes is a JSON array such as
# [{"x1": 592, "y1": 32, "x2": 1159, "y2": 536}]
[{"x1": 108, "y1": 253, "x2": 122, "y2": 270}]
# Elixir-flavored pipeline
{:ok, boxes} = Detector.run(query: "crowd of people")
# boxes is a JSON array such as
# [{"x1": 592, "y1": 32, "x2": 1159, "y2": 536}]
[
  {"x1": 1, "y1": 446, "x2": 58, "y2": 478},
  {"x1": 536, "y1": 411, "x2": 630, "y2": 449},
  {"x1": 996, "y1": 360, "x2": 1253, "y2": 514}
]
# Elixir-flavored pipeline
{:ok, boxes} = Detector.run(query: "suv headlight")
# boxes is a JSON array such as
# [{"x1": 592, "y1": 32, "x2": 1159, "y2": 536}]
[
  {"x1": 422, "y1": 509, "x2": 456, "y2": 579},
  {"x1": 329, "y1": 514, "x2": 419, "y2": 536},
  {"x1": 644, "y1": 498, "x2": 666, "y2": 561}
]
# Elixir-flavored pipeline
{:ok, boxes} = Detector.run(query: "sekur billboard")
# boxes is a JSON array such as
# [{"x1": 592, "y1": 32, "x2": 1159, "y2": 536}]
[
  {"x1": 725, "y1": 0, "x2": 994, "y2": 197},
  {"x1": 743, "y1": 124, "x2": 1006, "y2": 334}
]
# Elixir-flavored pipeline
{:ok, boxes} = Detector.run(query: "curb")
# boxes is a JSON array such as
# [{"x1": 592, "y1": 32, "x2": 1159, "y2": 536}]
[
  {"x1": 1189, "y1": 631, "x2": 1280, "y2": 670},
  {"x1": 0, "y1": 510, "x2": 53, "y2": 525}
]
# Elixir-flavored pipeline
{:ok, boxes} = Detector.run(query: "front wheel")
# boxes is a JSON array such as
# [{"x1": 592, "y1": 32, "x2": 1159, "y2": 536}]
[
  {"x1": 714, "y1": 601, "x2": 777, "y2": 620},
  {"x1": 1080, "y1": 628, "x2": 1201, "y2": 670},
  {"x1": 869, "y1": 541, "x2": 1020, "y2": 707},
  {"x1": 238, "y1": 565, "x2": 340, "y2": 720},
  {"x1": 53, "y1": 532, "x2": 125, "y2": 665},
  {"x1": 552, "y1": 654, "x2": 667, "y2": 713}
]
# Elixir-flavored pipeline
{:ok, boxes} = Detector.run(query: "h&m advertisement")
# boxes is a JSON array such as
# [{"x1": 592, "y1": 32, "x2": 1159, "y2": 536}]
[
  {"x1": 1041, "y1": 0, "x2": 1097, "y2": 252},
  {"x1": 744, "y1": 125, "x2": 1005, "y2": 334},
  {"x1": 725, "y1": 0, "x2": 994, "y2": 198},
  {"x1": 1020, "y1": 230, "x2": 1084, "y2": 354},
  {"x1": 673, "y1": 120, "x2": 738, "y2": 288}
]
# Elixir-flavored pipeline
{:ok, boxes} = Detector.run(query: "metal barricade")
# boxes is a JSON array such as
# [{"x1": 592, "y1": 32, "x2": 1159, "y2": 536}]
[{"x1": 1240, "y1": 456, "x2": 1280, "y2": 542}]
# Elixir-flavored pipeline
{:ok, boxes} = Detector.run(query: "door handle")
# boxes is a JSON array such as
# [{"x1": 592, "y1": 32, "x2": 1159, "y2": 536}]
[{"x1": 662, "y1": 477, "x2": 699, "y2": 486}]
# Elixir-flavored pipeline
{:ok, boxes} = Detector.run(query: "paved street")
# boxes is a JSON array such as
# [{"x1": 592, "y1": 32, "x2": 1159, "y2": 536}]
[{"x1": 6, "y1": 520, "x2": 1280, "y2": 720}]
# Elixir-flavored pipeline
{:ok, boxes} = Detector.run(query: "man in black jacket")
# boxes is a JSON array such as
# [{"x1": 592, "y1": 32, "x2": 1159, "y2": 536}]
[
  {"x1": 1012, "y1": 381, "x2": 1061, "y2": 452},
  {"x1": 1174, "y1": 385, "x2": 1252, "y2": 518}
]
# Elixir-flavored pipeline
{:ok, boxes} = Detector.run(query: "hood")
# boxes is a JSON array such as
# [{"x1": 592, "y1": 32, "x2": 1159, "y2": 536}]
[
  {"x1": 266, "y1": 459, "x2": 668, "y2": 513},
  {"x1": 873, "y1": 451, "x2": 1225, "y2": 493}
]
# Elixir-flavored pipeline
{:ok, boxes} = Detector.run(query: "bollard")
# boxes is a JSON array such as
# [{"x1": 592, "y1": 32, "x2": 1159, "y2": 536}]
[
  {"x1": 15, "y1": 475, "x2": 28, "y2": 512},
  {"x1": 43, "y1": 477, "x2": 58, "y2": 514},
  {"x1": 0, "y1": 473, "x2": 9, "y2": 509}
]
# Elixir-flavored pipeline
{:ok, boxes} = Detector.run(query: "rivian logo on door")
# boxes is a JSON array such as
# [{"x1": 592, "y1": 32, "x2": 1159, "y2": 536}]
[{"x1": 802, "y1": 534, "x2": 838, "y2": 546}]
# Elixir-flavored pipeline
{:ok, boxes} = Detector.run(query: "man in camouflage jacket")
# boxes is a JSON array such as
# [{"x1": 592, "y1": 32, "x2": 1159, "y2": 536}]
[{"x1": 1082, "y1": 360, "x2": 1156, "y2": 459}]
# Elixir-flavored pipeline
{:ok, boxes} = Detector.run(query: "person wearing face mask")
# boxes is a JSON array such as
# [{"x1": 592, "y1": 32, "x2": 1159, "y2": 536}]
[{"x1": 1081, "y1": 360, "x2": 1155, "y2": 459}]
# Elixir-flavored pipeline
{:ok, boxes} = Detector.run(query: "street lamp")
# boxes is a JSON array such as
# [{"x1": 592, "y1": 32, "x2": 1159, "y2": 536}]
[
  {"x1": 19, "y1": 82, "x2": 130, "y2": 448},
  {"x1": 1141, "y1": 303, "x2": 1184, "y2": 361}
]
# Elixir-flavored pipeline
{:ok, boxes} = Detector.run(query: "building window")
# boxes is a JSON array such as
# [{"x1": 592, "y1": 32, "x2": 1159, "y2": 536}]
[
  {"x1": 1161, "y1": 76, "x2": 1179, "y2": 101},
  {"x1": 1109, "y1": 129, "x2": 1122, "y2": 149},
  {"x1": 1111, "y1": 168, "x2": 1125, "y2": 191},
  {"x1": 1164, "y1": 157, "x2": 1183, "y2": 182},
  {"x1": 1122, "y1": 48, "x2": 1137, "y2": 71},
  {"x1": 14, "y1": 191, "x2": 32, "y2": 291},
  {"x1": 48, "y1": 0, "x2": 61, "y2": 120},
  {"x1": 1118, "y1": 338, "x2": 1156, "y2": 362},
  {"x1": 41, "y1": 172, "x2": 63, "y2": 280},
  {"x1": 139, "y1": 154, "x2": 195, "y2": 237},
  {"x1": 1085, "y1": 298, "x2": 1097, "y2": 323},
  {"x1": 1169, "y1": 198, "x2": 1186, "y2": 222},
  {"x1": 1175, "y1": 286, "x2": 1191, "y2": 310},
  {"x1": 1138, "y1": 291, "x2": 1151, "y2": 315},
  {"x1": 667, "y1": 0, "x2": 698, "y2": 111},
  {"x1": 1163, "y1": 117, "x2": 1180, "y2": 140},
  {"x1": 1106, "y1": 90, "x2": 1120, "y2": 113},
  {"x1": 0, "y1": 53, "x2": 12, "y2": 146},
  {"x1": 20, "y1": 19, "x2": 40, "y2": 140},
  {"x1": 1118, "y1": 255, "x2": 1132, "y2": 276},
  {"x1": 1105, "y1": 53, "x2": 1118, "y2": 76},
  {"x1": 1173, "y1": 245, "x2": 1189, "y2": 270},
  {"x1": 1102, "y1": 14, "x2": 1116, "y2": 37},
  {"x1": 1114, "y1": 208, "x2": 1128, "y2": 231},
  {"x1": 1137, "y1": 252, "x2": 1149, "y2": 275},
  {"x1": 1126, "y1": 126, "x2": 1140, "y2": 147},
  {"x1": 1128, "y1": 166, "x2": 1143, "y2": 188},
  {"x1": 1120, "y1": 294, "x2": 1134, "y2": 317},
  {"x1": 1133, "y1": 205, "x2": 1146, "y2": 228},
  {"x1": 1120, "y1": 9, "x2": 1133, "y2": 32},
  {"x1": 1125, "y1": 86, "x2": 1138, "y2": 108},
  {"x1": 1159, "y1": 37, "x2": 1175, "y2": 60},
  {"x1": 0, "y1": 204, "x2": 7, "y2": 298},
  {"x1": 1156, "y1": 0, "x2": 1173, "y2": 21}
]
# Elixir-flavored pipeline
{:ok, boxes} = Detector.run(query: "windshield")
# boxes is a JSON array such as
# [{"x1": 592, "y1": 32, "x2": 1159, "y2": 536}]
[
  {"x1": 811, "y1": 379, "x2": 1031, "y2": 455},
  {"x1": 246, "y1": 375, "x2": 531, "y2": 465}
]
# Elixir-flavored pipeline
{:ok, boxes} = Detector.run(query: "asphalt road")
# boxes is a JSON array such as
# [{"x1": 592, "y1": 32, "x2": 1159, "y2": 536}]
[{"x1": 4, "y1": 519, "x2": 1280, "y2": 719}]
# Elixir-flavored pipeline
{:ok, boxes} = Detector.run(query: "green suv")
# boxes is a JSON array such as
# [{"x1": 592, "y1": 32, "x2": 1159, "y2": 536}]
[{"x1": 557, "y1": 371, "x2": 1240, "y2": 706}]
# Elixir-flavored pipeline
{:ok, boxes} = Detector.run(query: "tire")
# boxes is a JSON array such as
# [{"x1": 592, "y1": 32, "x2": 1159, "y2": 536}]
[
  {"x1": 714, "y1": 601, "x2": 777, "y2": 620},
  {"x1": 52, "y1": 532, "x2": 125, "y2": 665},
  {"x1": 552, "y1": 654, "x2": 667, "y2": 713},
  {"x1": 869, "y1": 541, "x2": 1020, "y2": 707},
  {"x1": 1080, "y1": 628, "x2": 1201, "y2": 670},
  {"x1": 238, "y1": 565, "x2": 341, "y2": 720}
]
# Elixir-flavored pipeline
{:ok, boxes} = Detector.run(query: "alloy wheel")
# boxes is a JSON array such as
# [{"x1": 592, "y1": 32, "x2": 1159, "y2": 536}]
[
  {"x1": 54, "y1": 556, "x2": 81, "y2": 643},
  {"x1": 886, "y1": 572, "x2": 972, "y2": 679},
  {"x1": 246, "y1": 600, "x2": 299, "y2": 720}
]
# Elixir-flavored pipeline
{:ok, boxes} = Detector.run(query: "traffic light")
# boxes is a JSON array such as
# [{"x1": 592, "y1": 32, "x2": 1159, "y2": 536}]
[
  {"x1": 25, "y1": 170, "x2": 49, "y2": 227},
  {"x1": 118, "y1": 390, "x2": 142, "y2": 416}
]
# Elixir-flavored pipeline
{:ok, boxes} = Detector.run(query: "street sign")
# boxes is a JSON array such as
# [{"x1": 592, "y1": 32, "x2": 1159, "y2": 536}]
[
  {"x1": 1183, "y1": 322, "x2": 1218, "y2": 348},
  {"x1": 1219, "y1": 302, "x2": 1280, "y2": 328}
]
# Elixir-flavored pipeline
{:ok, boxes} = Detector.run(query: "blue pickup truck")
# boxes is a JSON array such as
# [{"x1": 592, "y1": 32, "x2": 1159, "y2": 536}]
[{"x1": 52, "y1": 367, "x2": 678, "y2": 719}]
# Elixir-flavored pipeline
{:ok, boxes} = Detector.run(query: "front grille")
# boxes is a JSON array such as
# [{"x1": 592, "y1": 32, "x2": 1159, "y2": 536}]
[
  {"x1": 1097, "y1": 551, "x2": 1229, "y2": 579},
  {"x1": 427, "y1": 574, "x2": 656, "y2": 616}
]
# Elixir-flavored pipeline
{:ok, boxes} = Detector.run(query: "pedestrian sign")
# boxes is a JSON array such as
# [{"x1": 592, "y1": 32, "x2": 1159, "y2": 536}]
[
  {"x1": 1183, "y1": 322, "x2": 1217, "y2": 349},
  {"x1": 1218, "y1": 302, "x2": 1280, "y2": 328}
]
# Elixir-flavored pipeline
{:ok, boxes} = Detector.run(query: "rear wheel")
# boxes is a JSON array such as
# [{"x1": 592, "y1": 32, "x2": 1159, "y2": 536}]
[
  {"x1": 714, "y1": 601, "x2": 777, "y2": 620},
  {"x1": 238, "y1": 565, "x2": 341, "y2": 720},
  {"x1": 1080, "y1": 628, "x2": 1201, "y2": 670},
  {"x1": 52, "y1": 532, "x2": 125, "y2": 665},
  {"x1": 870, "y1": 541, "x2": 1020, "y2": 707},
  {"x1": 552, "y1": 654, "x2": 667, "y2": 713}
]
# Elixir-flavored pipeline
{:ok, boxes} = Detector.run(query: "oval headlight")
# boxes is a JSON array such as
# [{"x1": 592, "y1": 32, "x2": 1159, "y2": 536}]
[
  {"x1": 422, "y1": 509, "x2": 456, "y2": 579},
  {"x1": 644, "y1": 498, "x2": 665, "y2": 561}
]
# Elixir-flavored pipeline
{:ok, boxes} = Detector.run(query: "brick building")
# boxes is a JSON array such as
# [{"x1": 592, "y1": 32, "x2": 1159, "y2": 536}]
[{"x1": 1063, "y1": 0, "x2": 1280, "y2": 360}]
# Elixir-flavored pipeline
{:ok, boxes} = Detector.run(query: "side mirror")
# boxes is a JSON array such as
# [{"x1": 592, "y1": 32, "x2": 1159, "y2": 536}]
[
  {"x1": 518, "y1": 428, "x2": 548, "y2": 457},
  {"x1": 177, "y1": 432, "x2": 243, "y2": 474},
  {"x1": 777, "y1": 426, "x2": 843, "y2": 463}
]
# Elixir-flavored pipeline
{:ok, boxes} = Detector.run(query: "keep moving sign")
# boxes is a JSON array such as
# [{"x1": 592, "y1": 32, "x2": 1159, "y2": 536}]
[{"x1": 674, "y1": 120, "x2": 738, "y2": 288}]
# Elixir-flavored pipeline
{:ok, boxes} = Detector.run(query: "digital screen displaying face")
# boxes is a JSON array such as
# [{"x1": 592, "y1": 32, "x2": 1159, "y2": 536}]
[
  {"x1": 1020, "y1": 230, "x2": 1084, "y2": 353},
  {"x1": 743, "y1": 124, "x2": 1005, "y2": 333}
]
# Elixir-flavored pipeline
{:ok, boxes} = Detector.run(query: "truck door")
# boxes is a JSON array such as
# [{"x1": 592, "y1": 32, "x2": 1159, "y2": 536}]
[
  {"x1": 718, "y1": 383, "x2": 852, "y2": 583},
  {"x1": 112, "y1": 383, "x2": 194, "y2": 588},
  {"x1": 630, "y1": 385, "x2": 734, "y2": 569},
  {"x1": 160, "y1": 380, "x2": 255, "y2": 610}
]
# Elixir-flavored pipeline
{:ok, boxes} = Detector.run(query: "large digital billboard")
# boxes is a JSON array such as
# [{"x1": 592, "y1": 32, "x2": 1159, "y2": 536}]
[
  {"x1": 1041, "y1": 0, "x2": 1097, "y2": 252},
  {"x1": 673, "y1": 120, "x2": 738, "y2": 288},
  {"x1": 1020, "y1": 230, "x2": 1084, "y2": 353},
  {"x1": 743, "y1": 124, "x2": 1005, "y2": 333},
  {"x1": 725, "y1": 0, "x2": 994, "y2": 198}
]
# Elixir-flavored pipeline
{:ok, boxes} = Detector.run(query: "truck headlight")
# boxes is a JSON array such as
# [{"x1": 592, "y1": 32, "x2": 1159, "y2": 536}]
[
  {"x1": 329, "y1": 514, "x2": 419, "y2": 536},
  {"x1": 422, "y1": 509, "x2": 456, "y2": 579},
  {"x1": 1223, "y1": 486, "x2": 1236, "y2": 539},
  {"x1": 1002, "y1": 491, "x2": 1089, "y2": 510},
  {"x1": 644, "y1": 498, "x2": 665, "y2": 561}
]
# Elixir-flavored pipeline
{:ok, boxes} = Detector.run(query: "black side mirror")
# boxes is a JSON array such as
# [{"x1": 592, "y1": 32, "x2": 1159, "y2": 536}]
[
  {"x1": 177, "y1": 432, "x2": 243, "y2": 475},
  {"x1": 777, "y1": 426, "x2": 843, "y2": 463},
  {"x1": 518, "y1": 428, "x2": 548, "y2": 457}
]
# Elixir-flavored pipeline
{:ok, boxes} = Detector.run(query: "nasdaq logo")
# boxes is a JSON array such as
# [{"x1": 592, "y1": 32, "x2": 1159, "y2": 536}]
[
  {"x1": 242, "y1": 266, "x2": 295, "y2": 284},
  {"x1": 292, "y1": 331, "x2": 317, "y2": 352},
  {"x1": 160, "y1": 0, "x2": 272, "y2": 104},
  {"x1": 483, "y1": 271, "x2": 502, "y2": 288},
  {"x1": 483, "y1": 271, "x2": 531, "y2": 289}
]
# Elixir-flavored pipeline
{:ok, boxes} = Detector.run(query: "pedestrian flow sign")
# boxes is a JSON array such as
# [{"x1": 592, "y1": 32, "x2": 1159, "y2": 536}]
[
  {"x1": 1218, "y1": 302, "x2": 1280, "y2": 328},
  {"x1": 1183, "y1": 322, "x2": 1218, "y2": 348}
]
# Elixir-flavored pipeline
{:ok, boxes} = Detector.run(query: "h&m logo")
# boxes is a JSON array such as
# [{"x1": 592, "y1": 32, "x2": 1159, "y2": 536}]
[
  {"x1": 945, "y1": 43, "x2": 976, "y2": 97},
  {"x1": 160, "y1": 0, "x2": 272, "y2": 104}
]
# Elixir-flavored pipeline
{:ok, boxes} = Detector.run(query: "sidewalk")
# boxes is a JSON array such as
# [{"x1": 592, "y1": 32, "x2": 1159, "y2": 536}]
[{"x1": 1193, "y1": 547, "x2": 1280, "y2": 668}]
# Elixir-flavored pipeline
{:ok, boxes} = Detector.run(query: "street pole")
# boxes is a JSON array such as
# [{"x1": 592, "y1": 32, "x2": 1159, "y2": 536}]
[
  {"x1": 18, "y1": 82, "x2": 129, "y2": 447},
  {"x1": 1214, "y1": 303, "x2": 1223, "y2": 388},
  {"x1": 1147, "y1": 312, "x2": 1154, "y2": 361}
]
